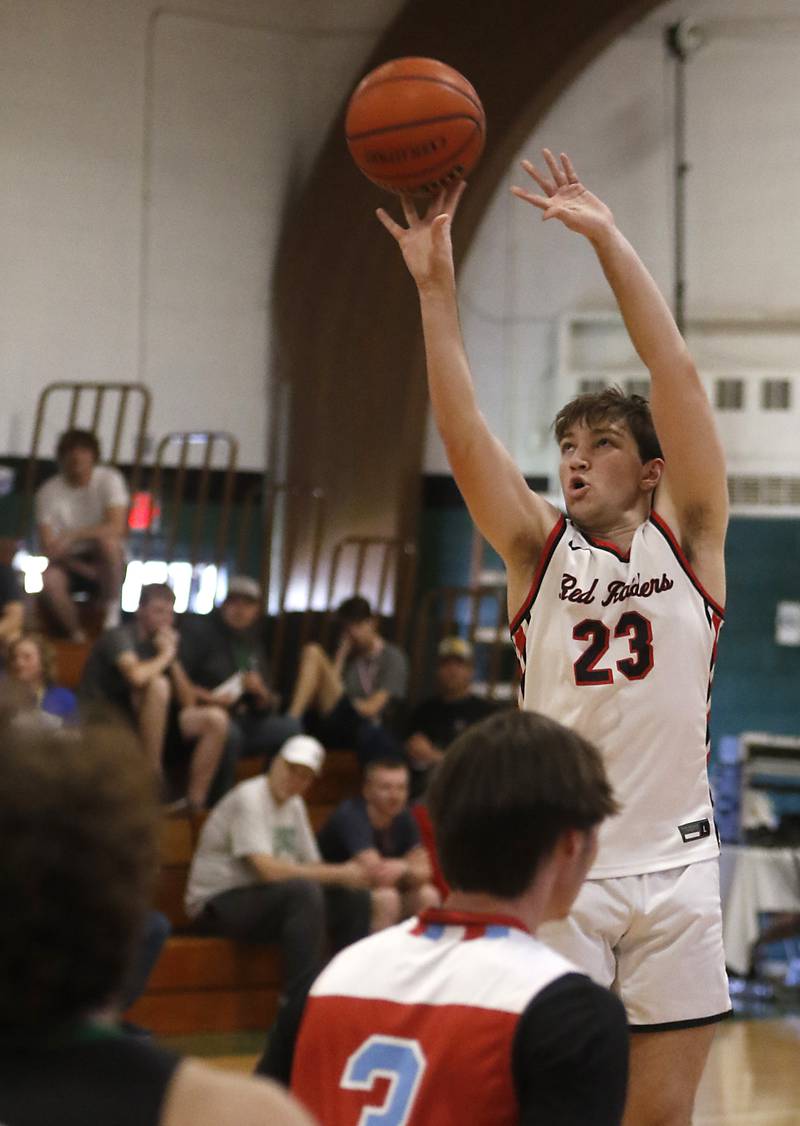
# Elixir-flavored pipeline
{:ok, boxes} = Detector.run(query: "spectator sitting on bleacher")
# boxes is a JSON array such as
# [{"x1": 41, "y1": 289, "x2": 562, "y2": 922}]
[
  {"x1": 288, "y1": 595, "x2": 408, "y2": 766},
  {"x1": 0, "y1": 708, "x2": 314, "y2": 1126},
  {"x1": 6, "y1": 632, "x2": 77, "y2": 726},
  {"x1": 178, "y1": 575, "x2": 301, "y2": 765},
  {"x1": 184, "y1": 735, "x2": 371, "y2": 1084},
  {"x1": 0, "y1": 557, "x2": 24, "y2": 661},
  {"x1": 35, "y1": 428, "x2": 128, "y2": 641},
  {"x1": 404, "y1": 635, "x2": 500, "y2": 799},
  {"x1": 79, "y1": 583, "x2": 228, "y2": 812},
  {"x1": 317, "y1": 757, "x2": 440, "y2": 930}
]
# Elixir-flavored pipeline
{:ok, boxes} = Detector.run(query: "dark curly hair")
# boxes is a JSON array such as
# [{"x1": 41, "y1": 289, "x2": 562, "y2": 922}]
[{"x1": 0, "y1": 716, "x2": 159, "y2": 1030}]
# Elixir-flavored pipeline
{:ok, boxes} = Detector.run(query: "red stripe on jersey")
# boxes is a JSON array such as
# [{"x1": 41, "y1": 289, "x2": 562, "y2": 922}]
[
  {"x1": 509, "y1": 514, "x2": 566, "y2": 635},
  {"x1": 419, "y1": 908, "x2": 530, "y2": 935},
  {"x1": 581, "y1": 531, "x2": 630, "y2": 561},
  {"x1": 292, "y1": 995, "x2": 520, "y2": 1126},
  {"x1": 649, "y1": 511, "x2": 725, "y2": 619}
]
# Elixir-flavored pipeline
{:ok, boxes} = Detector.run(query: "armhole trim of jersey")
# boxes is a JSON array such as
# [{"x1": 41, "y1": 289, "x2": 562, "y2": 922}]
[
  {"x1": 509, "y1": 515, "x2": 567, "y2": 635},
  {"x1": 649, "y1": 511, "x2": 725, "y2": 620}
]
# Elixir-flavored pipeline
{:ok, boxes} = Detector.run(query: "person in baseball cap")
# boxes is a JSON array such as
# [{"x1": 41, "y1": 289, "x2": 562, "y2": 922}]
[
  {"x1": 437, "y1": 635, "x2": 474, "y2": 662},
  {"x1": 176, "y1": 573, "x2": 302, "y2": 780},
  {"x1": 184, "y1": 728, "x2": 370, "y2": 1084},
  {"x1": 278, "y1": 734, "x2": 326, "y2": 776},
  {"x1": 225, "y1": 575, "x2": 262, "y2": 602},
  {"x1": 404, "y1": 634, "x2": 499, "y2": 799}
]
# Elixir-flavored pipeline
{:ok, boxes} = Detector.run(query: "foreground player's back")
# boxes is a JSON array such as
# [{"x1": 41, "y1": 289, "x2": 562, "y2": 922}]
[{"x1": 292, "y1": 908, "x2": 627, "y2": 1126}]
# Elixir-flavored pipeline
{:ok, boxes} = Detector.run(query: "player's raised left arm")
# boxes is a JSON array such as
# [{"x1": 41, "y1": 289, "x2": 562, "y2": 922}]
[{"x1": 513, "y1": 150, "x2": 729, "y2": 544}]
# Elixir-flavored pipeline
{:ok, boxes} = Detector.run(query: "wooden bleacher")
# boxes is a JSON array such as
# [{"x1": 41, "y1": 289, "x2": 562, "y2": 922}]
[
  {"x1": 125, "y1": 749, "x2": 361, "y2": 1035},
  {"x1": 52, "y1": 637, "x2": 363, "y2": 1035}
]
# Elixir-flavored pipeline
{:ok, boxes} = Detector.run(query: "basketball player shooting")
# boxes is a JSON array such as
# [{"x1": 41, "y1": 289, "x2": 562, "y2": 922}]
[{"x1": 377, "y1": 150, "x2": 730, "y2": 1126}]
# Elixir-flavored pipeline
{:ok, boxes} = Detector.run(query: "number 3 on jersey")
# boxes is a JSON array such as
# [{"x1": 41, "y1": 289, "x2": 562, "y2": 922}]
[
  {"x1": 341, "y1": 1035, "x2": 426, "y2": 1126},
  {"x1": 573, "y1": 610, "x2": 654, "y2": 686}
]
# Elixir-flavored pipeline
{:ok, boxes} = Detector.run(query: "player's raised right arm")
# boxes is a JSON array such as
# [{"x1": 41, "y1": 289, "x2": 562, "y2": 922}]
[{"x1": 377, "y1": 185, "x2": 557, "y2": 572}]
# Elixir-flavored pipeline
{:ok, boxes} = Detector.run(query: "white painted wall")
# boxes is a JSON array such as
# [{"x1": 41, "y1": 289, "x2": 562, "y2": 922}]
[
  {"x1": 5, "y1": 0, "x2": 800, "y2": 483},
  {"x1": 429, "y1": 0, "x2": 800, "y2": 490},
  {"x1": 0, "y1": 0, "x2": 402, "y2": 468}
]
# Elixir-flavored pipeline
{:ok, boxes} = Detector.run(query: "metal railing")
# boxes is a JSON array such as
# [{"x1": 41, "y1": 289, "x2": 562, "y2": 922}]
[
  {"x1": 319, "y1": 536, "x2": 418, "y2": 650},
  {"x1": 142, "y1": 430, "x2": 237, "y2": 569},
  {"x1": 18, "y1": 381, "x2": 151, "y2": 540},
  {"x1": 262, "y1": 483, "x2": 327, "y2": 685}
]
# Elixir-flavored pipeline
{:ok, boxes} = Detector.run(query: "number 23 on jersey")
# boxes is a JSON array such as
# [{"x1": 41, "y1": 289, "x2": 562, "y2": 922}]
[{"x1": 573, "y1": 610, "x2": 654, "y2": 686}]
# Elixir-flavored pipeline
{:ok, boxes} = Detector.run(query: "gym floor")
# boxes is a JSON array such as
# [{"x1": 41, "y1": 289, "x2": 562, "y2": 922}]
[{"x1": 163, "y1": 1003, "x2": 800, "y2": 1125}]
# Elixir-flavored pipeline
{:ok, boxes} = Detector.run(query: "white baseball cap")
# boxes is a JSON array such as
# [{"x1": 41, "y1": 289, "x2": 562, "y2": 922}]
[
  {"x1": 279, "y1": 735, "x2": 325, "y2": 775},
  {"x1": 225, "y1": 575, "x2": 262, "y2": 601}
]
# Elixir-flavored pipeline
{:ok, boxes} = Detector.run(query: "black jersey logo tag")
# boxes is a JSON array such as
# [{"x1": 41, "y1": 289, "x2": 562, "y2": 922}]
[{"x1": 678, "y1": 819, "x2": 711, "y2": 843}]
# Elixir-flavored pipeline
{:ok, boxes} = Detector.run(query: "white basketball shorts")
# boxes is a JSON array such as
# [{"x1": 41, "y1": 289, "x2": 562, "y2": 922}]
[{"x1": 537, "y1": 858, "x2": 731, "y2": 1029}]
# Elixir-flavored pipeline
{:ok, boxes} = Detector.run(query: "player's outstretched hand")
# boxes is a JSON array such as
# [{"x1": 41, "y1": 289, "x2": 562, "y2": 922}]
[
  {"x1": 511, "y1": 149, "x2": 614, "y2": 242},
  {"x1": 376, "y1": 180, "x2": 467, "y2": 291}
]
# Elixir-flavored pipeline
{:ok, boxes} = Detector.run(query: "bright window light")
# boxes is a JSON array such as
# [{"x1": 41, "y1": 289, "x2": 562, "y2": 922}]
[
  {"x1": 194, "y1": 564, "x2": 221, "y2": 615},
  {"x1": 121, "y1": 559, "x2": 225, "y2": 614},
  {"x1": 121, "y1": 560, "x2": 144, "y2": 613},
  {"x1": 12, "y1": 550, "x2": 48, "y2": 595},
  {"x1": 17, "y1": 551, "x2": 225, "y2": 615},
  {"x1": 167, "y1": 562, "x2": 193, "y2": 614}
]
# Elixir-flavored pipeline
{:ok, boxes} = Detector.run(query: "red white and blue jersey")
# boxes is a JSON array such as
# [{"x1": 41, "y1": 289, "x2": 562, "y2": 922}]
[
  {"x1": 291, "y1": 909, "x2": 590, "y2": 1126},
  {"x1": 511, "y1": 511, "x2": 724, "y2": 879}
]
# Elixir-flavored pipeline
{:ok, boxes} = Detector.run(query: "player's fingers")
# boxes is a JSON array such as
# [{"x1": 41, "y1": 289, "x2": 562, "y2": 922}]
[
  {"x1": 521, "y1": 159, "x2": 556, "y2": 197},
  {"x1": 376, "y1": 208, "x2": 405, "y2": 239},
  {"x1": 561, "y1": 152, "x2": 580, "y2": 185},
  {"x1": 543, "y1": 147, "x2": 568, "y2": 187},
  {"x1": 511, "y1": 186, "x2": 550, "y2": 211},
  {"x1": 425, "y1": 188, "x2": 447, "y2": 220},
  {"x1": 399, "y1": 193, "x2": 419, "y2": 226},
  {"x1": 445, "y1": 179, "x2": 468, "y2": 215}
]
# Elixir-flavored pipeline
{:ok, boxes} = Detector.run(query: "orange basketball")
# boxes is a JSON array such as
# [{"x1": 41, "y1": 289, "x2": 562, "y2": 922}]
[{"x1": 345, "y1": 57, "x2": 485, "y2": 196}]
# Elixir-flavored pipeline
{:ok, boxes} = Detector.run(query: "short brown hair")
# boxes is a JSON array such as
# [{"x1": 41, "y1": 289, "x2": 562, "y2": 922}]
[
  {"x1": 364, "y1": 756, "x2": 409, "y2": 780},
  {"x1": 428, "y1": 710, "x2": 618, "y2": 899},
  {"x1": 337, "y1": 595, "x2": 373, "y2": 624},
  {"x1": 0, "y1": 719, "x2": 160, "y2": 1029},
  {"x1": 554, "y1": 385, "x2": 663, "y2": 462},
  {"x1": 56, "y1": 427, "x2": 101, "y2": 463}
]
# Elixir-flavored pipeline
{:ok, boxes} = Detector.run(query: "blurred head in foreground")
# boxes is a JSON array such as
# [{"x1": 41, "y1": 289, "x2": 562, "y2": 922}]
[
  {"x1": 0, "y1": 712, "x2": 159, "y2": 1031},
  {"x1": 428, "y1": 709, "x2": 618, "y2": 919}
]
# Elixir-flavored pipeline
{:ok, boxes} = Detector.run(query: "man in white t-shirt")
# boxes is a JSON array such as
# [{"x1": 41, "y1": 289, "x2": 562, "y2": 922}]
[
  {"x1": 185, "y1": 735, "x2": 371, "y2": 1082},
  {"x1": 35, "y1": 428, "x2": 129, "y2": 640}
]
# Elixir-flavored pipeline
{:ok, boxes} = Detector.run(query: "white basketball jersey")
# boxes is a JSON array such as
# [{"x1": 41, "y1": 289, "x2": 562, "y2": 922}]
[
  {"x1": 511, "y1": 511, "x2": 723, "y2": 878},
  {"x1": 293, "y1": 910, "x2": 577, "y2": 1125}
]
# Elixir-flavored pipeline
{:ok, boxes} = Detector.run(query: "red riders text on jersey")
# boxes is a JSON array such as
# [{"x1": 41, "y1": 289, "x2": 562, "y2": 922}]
[
  {"x1": 511, "y1": 512, "x2": 723, "y2": 879},
  {"x1": 291, "y1": 909, "x2": 627, "y2": 1126}
]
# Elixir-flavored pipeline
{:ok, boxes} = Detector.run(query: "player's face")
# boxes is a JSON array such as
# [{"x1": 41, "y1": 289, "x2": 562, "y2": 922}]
[
  {"x1": 546, "y1": 826, "x2": 599, "y2": 921},
  {"x1": 558, "y1": 420, "x2": 653, "y2": 527},
  {"x1": 364, "y1": 767, "x2": 409, "y2": 818}
]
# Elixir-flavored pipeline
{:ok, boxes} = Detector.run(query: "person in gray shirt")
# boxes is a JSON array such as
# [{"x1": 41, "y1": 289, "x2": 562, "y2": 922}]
[{"x1": 287, "y1": 596, "x2": 408, "y2": 766}]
